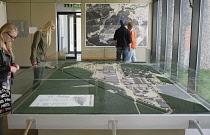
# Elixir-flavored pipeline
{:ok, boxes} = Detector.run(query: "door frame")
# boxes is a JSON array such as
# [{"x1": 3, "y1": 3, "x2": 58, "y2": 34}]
[{"x1": 57, "y1": 12, "x2": 79, "y2": 59}]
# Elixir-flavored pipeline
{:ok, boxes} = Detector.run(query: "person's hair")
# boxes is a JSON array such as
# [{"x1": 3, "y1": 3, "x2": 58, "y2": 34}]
[
  {"x1": 38, "y1": 21, "x2": 55, "y2": 45},
  {"x1": 0, "y1": 22, "x2": 18, "y2": 59},
  {"x1": 127, "y1": 22, "x2": 133, "y2": 29},
  {"x1": 121, "y1": 23, "x2": 126, "y2": 27}
]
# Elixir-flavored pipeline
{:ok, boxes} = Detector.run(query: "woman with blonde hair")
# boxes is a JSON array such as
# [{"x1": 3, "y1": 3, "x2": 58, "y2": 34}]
[
  {"x1": 0, "y1": 22, "x2": 19, "y2": 134},
  {"x1": 30, "y1": 21, "x2": 55, "y2": 90},
  {"x1": 30, "y1": 21, "x2": 55, "y2": 65}
]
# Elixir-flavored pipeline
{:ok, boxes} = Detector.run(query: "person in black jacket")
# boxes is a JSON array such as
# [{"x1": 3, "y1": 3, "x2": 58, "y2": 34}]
[
  {"x1": 0, "y1": 22, "x2": 19, "y2": 114},
  {"x1": 113, "y1": 19, "x2": 131, "y2": 62},
  {"x1": 0, "y1": 22, "x2": 19, "y2": 134}
]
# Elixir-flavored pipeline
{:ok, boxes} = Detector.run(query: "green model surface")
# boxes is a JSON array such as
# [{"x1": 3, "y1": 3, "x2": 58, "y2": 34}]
[{"x1": 13, "y1": 62, "x2": 209, "y2": 114}]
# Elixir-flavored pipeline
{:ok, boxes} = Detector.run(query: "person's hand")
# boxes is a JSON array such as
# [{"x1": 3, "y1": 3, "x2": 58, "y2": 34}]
[
  {"x1": 31, "y1": 62, "x2": 37, "y2": 67},
  {"x1": 128, "y1": 47, "x2": 130, "y2": 52},
  {"x1": 128, "y1": 44, "x2": 131, "y2": 51},
  {"x1": 10, "y1": 66, "x2": 18, "y2": 73},
  {"x1": 13, "y1": 64, "x2": 20, "y2": 70},
  {"x1": 114, "y1": 40, "x2": 117, "y2": 47}
]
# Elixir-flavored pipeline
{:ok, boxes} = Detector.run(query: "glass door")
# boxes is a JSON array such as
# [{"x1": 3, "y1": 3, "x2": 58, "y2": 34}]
[{"x1": 57, "y1": 12, "x2": 81, "y2": 59}]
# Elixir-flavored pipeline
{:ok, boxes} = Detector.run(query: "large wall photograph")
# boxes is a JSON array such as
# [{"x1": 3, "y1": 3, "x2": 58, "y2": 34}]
[{"x1": 86, "y1": 3, "x2": 149, "y2": 47}]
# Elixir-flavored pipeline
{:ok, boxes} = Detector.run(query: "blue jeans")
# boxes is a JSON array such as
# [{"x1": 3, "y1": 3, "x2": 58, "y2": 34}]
[
  {"x1": 33, "y1": 62, "x2": 45, "y2": 90},
  {"x1": 129, "y1": 48, "x2": 136, "y2": 62},
  {"x1": 116, "y1": 47, "x2": 124, "y2": 61},
  {"x1": 123, "y1": 47, "x2": 131, "y2": 62}
]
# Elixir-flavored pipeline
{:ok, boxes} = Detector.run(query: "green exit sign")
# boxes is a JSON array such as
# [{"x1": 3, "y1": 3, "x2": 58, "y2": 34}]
[
  {"x1": 73, "y1": 4, "x2": 81, "y2": 8},
  {"x1": 64, "y1": 4, "x2": 71, "y2": 7},
  {"x1": 64, "y1": 4, "x2": 81, "y2": 8}
]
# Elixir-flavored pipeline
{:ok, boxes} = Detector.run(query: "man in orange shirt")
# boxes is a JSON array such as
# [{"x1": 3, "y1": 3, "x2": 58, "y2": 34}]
[{"x1": 127, "y1": 22, "x2": 137, "y2": 62}]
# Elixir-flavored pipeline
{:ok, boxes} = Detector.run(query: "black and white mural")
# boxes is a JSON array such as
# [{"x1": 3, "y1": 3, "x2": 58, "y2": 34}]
[{"x1": 86, "y1": 3, "x2": 149, "y2": 47}]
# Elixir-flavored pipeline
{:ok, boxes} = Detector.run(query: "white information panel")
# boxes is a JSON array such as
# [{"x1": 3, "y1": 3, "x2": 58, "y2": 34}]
[
  {"x1": 30, "y1": 95, "x2": 94, "y2": 107},
  {"x1": 29, "y1": 27, "x2": 37, "y2": 34}
]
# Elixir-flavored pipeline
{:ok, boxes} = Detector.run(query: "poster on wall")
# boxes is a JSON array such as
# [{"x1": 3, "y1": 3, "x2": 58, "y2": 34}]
[
  {"x1": 86, "y1": 3, "x2": 149, "y2": 47},
  {"x1": 8, "y1": 20, "x2": 28, "y2": 37}
]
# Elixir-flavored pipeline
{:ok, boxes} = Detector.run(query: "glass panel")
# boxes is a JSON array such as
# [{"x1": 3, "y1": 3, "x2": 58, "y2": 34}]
[
  {"x1": 198, "y1": 0, "x2": 210, "y2": 102},
  {"x1": 13, "y1": 79, "x2": 99, "y2": 114},
  {"x1": 58, "y1": 14, "x2": 77, "y2": 58},
  {"x1": 76, "y1": 13, "x2": 81, "y2": 52},
  {"x1": 165, "y1": 0, "x2": 174, "y2": 75},
  {"x1": 156, "y1": 0, "x2": 162, "y2": 66},
  {"x1": 11, "y1": 50, "x2": 66, "y2": 108},
  {"x1": 11, "y1": 60, "x2": 210, "y2": 114},
  {"x1": 58, "y1": 15, "x2": 68, "y2": 54},
  {"x1": 177, "y1": 0, "x2": 192, "y2": 86},
  {"x1": 69, "y1": 14, "x2": 75, "y2": 57}
]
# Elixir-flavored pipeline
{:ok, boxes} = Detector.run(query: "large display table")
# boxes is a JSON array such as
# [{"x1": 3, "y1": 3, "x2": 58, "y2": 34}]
[{"x1": 7, "y1": 61, "x2": 210, "y2": 135}]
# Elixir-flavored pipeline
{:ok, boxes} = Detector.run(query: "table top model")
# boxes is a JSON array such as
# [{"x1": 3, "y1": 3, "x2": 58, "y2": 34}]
[{"x1": 8, "y1": 61, "x2": 210, "y2": 129}]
